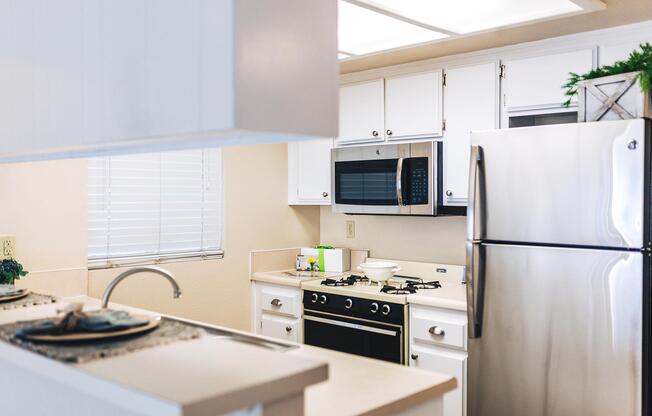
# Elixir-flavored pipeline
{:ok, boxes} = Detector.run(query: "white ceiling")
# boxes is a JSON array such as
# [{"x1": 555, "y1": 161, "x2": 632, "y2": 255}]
[{"x1": 338, "y1": 0, "x2": 605, "y2": 58}]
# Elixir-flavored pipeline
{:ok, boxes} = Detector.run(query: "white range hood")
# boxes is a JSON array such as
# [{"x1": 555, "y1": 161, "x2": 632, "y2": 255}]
[{"x1": 0, "y1": 0, "x2": 338, "y2": 162}]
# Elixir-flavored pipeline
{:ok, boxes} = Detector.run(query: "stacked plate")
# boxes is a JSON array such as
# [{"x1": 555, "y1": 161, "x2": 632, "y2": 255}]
[{"x1": 0, "y1": 285, "x2": 29, "y2": 302}]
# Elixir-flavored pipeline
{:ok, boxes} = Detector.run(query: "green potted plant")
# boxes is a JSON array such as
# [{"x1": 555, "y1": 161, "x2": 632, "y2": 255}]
[
  {"x1": 563, "y1": 43, "x2": 652, "y2": 111},
  {"x1": 0, "y1": 259, "x2": 28, "y2": 285}
]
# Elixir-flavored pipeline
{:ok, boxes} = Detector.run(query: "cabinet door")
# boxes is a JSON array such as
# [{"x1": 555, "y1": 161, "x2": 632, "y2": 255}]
[
  {"x1": 385, "y1": 71, "x2": 443, "y2": 140},
  {"x1": 288, "y1": 138, "x2": 332, "y2": 205},
  {"x1": 410, "y1": 346, "x2": 467, "y2": 416},
  {"x1": 443, "y1": 63, "x2": 497, "y2": 206},
  {"x1": 338, "y1": 80, "x2": 385, "y2": 144},
  {"x1": 503, "y1": 48, "x2": 594, "y2": 111},
  {"x1": 260, "y1": 314, "x2": 300, "y2": 343},
  {"x1": 600, "y1": 40, "x2": 651, "y2": 66}
]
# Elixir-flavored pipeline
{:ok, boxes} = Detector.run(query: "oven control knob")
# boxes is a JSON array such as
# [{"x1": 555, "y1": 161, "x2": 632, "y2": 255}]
[
  {"x1": 381, "y1": 304, "x2": 391, "y2": 315},
  {"x1": 370, "y1": 302, "x2": 379, "y2": 313},
  {"x1": 311, "y1": 293, "x2": 318, "y2": 303},
  {"x1": 344, "y1": 298, "x2": 353, "y2": 309},
  {"x1": 319, "y1": 295, "x2": 328, "y2": 305}
]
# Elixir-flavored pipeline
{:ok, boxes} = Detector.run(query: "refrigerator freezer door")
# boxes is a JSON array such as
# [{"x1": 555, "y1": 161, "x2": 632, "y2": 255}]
[
  {"x1": 470, "y1": 119, "x2": 647, "y2": 249},
  {"x1": 468, "y1": 243, "x2": 642, "y2": 416}
]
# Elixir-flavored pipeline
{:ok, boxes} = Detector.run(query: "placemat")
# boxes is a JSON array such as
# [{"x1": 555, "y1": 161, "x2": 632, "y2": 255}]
[
  {"x1": 0, "y1": 317, "x2": 205, "y2": 363},
  {"x1": 0, "y1": 293, "x2": 57, "y2": 311}
]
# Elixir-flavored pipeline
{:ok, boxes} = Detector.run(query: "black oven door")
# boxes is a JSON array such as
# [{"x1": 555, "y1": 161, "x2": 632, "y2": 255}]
[{"x1": 303, "y1": 311, "x2": 404, "y2": 364}]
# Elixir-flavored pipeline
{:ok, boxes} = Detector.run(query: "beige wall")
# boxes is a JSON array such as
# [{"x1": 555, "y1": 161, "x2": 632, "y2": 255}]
[
  {"x1": 320, "y1": 206, "x2": 466, "y2": 266},
  {"x1": 0, "y1": 159, "x2": 88, "y2": 296},
  {"x1": 88, "y1": 144, "x2": 319, "y2": 331},
  {"x1": 0, "y1": 143, "x2": 319, "y2": 332}
]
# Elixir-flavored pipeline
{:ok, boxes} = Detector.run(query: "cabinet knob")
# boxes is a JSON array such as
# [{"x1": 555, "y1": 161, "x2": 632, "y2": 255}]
[
  {"x1": 411, "y1": 353, "x2": 419, "y2": 360},
  {"x1": 386, "y1": 129, "x2": 393, "y2": 136},
  {"x1": 271, "y1": 298, "x2": 283, "y2": 307},
  {"x1": 429, "y1": 326, "x2": 445, "y2": 336},
  {"x1": 285, "y1": 326, "x2": 293, "y2": 333},
  {"x1": 628, "y1": 140, "x2": 638, "y2": 150},
  {"x1": 372, "y1": 130, "x2": 379, "y2": 137},
  {"x1": 445, "y1": 190, "x2": 453, "y2": 197},
  {"x1": 322, "y1": 192, "x2": 329, "y2": 198}
]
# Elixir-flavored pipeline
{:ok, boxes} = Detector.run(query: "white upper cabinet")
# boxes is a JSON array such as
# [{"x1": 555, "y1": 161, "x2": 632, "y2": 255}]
[
  {"x1": 0, "y1": 0, "x2": 337, "y2": 163},
  {"x1": 502, "y1": 48, "x2": 594, "y2": 112},
  {"x1": 338, "y1": 79, "x2": 385, "y2": 145},
  {"x1": 599, "y1": 40, "x2": 650, "y2": 66},
  {"x1": 288, "y1": 138, "x2": 333, "y2": 205},
  {"x1": 443, "y1": 63, "x2": 497, "y2": 206},
  {"x1": 385, "y1": 71, "x2": 443, "y2": 140}
]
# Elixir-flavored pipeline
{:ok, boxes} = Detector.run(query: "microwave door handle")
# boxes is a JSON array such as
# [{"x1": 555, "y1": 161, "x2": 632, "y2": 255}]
[
  {"x1": 466, "y1": 145, "x2": 485, "y2": 339},
  {"x1": 396, "y1": 158, "x2": 404, "y2": 206}
]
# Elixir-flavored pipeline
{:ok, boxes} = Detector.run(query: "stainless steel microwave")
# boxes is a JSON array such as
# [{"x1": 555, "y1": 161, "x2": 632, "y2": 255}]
[{"x1": 331, "y1": 142, "x2": 460, "y2": 216}]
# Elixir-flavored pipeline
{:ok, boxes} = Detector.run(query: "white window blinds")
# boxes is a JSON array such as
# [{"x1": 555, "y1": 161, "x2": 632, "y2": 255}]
[{"x1": 88, "y1": 149, "x2": 223, "y2": 267}]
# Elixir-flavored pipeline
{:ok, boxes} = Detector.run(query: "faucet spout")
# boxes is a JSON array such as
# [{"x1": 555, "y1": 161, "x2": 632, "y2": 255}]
[{"x1": 101, "y1": 266, "x2": 182, "y2": 309}]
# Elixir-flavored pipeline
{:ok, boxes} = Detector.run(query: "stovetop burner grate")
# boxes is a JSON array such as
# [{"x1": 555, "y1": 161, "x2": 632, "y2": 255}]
[
  {"x1": 405, "y1": 280, "x2": 442, "y2": 290},
  {"x1": 320, "y1": 274, "x2": 370, "y2": 287},
  {"x1": 380, "y1": 285, "x2": 418, "y2": 295}
]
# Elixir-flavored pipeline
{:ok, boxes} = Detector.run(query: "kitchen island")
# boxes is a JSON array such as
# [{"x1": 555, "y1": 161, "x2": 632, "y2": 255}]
[{"x1": 0, "y1": 295, "x2": 455, "y2": 416}]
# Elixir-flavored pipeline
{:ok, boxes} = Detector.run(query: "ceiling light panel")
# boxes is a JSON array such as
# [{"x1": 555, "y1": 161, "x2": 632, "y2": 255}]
[
  {"x1": 364, "y1": 0, "x2": 585, "y2": 34},
  {"x1": 338, "y1": 0, "x2": 448, "y2": 56}
]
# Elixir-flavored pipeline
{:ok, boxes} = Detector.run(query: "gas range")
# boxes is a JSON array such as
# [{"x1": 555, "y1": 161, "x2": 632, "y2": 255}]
[{"x1": 301, "y1": 274, "x2": 444, "y2": 365}]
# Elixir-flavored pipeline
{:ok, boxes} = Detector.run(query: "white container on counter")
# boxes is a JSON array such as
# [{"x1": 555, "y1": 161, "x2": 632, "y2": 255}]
[{"x1": 300, "y1": 247, "x2": 350, "y2": 272}]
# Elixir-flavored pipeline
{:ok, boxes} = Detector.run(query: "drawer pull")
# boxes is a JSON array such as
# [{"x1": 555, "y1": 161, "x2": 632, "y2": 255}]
[
  {"x1": 285, "y1": 326, "x2": 293, "y2": 333},
  {"x1": 429, "y1": 326, "x2": 445, "y2": 336},
  {"x1": 271, "y1": 298, "x2": 283, "y2": 307},
  {"x1": 411, "y1": 353, "x2": 419, "y2": 360}
]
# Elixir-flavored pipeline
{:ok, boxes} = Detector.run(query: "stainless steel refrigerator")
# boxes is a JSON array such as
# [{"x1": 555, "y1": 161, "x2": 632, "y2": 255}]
[{"x1": 466, "y1": 118, "x2": 651, "y2": 416}]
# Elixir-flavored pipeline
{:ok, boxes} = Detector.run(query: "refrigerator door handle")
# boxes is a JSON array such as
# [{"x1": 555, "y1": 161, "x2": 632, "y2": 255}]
[
  {"x1": 466, "y1": 144, "x2": 486, "y2": 339},
  {"x1": 466, "y1": 145, "x2": 484, "y2": 242},
  {"x1": 466, "y1": 241, "x2": 485, "y2": 338}
]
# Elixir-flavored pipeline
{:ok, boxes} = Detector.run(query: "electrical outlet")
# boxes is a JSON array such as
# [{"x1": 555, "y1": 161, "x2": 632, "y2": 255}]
[
  {"x1": 0, "y1": 236, "x2": 15, "y2": 259},
  {"x1": 346, "y1": 221, "x2": 355, "y2": 239}
]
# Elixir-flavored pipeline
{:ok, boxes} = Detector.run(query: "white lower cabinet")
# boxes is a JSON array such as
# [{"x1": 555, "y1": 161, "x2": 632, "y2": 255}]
[
  {"x1": 409, "y1": 305, "x2": 468, "y2": 416},
  {"x1": 260, "y1": 314, "x2": 300, "y2": 343},
  {"x1": 252, "y1": 281, "x2": 302, "y2": 343}
]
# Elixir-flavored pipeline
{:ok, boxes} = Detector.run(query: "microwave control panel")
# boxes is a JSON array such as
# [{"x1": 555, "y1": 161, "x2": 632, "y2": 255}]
[{"x1": 405, "y1": 157, "x2": 429, "y2": 205}]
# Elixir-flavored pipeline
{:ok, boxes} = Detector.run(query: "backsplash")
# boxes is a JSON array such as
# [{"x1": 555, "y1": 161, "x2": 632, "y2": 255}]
[{"x1": 319, "y1": 206, "x2": 466, "y2": 266}]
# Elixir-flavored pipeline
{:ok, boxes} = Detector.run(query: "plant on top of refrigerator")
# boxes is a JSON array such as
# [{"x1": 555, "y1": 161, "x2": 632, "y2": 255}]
[{"x1": 562, "y1": 42, "x2": 652, "y2": 107}]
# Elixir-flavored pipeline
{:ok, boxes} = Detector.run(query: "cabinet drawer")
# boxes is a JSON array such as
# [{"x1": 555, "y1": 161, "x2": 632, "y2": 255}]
[
  {"x1": 261, "y1": 314, "x2": 300, "y2": 343},
  {"x1": 258, "y1": 284, "x2": 301, "y2": 318},
  {"x1": 410, "y1": 305, "x2": 467, "y2": 350}
]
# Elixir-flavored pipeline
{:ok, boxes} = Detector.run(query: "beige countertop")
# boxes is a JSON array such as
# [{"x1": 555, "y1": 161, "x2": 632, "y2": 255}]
[
  {"x1": 292, "y1": 345, "x2": 456, "y2": 416},
  {"x1": 251, "y1": 269, "x2": 349, "y2": 288},
  {"x1": 405, "y1": 282, "x2": 467, "y2": 311},
  {"x1": 0, "y1": 294, "x2": 457, "y2": 416}
]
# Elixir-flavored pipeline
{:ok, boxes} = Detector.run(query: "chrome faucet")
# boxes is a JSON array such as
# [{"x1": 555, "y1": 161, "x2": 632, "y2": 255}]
[{"x1": 101, "y1": 266, "x2": 182, "y2": 309}]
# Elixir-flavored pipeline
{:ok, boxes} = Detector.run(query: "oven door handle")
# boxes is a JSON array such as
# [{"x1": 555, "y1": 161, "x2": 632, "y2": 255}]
[{"x1": 303, "y1": 315, "x2": 399, "y2": 337}]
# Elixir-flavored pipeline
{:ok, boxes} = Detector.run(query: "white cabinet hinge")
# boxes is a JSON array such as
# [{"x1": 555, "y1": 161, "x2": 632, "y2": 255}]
[
  {"x1": 442, "y1": 119, "x2": 447, "y2": 131},
  {"x1": 499, "y1": 64, "x2": 506, "y2": 79}
]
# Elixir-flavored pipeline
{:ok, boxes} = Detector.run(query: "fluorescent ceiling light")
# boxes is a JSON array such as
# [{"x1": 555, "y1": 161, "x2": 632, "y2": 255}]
[
  {"x1": 338, "y1": 0, "x2": 448, "y2": 56},
  {"x1": 362, "y1": 0, "x2": 595, "y2": 34}
]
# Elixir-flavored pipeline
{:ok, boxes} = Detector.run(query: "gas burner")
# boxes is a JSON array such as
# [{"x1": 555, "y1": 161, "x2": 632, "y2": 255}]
[
  {"x1": 321, "y1": 278, "x2": 354, "y2": 286},
  {"x1": 348, "y1": 274, "x2": 369, "y2": 283},
  {"x1": 321, "y1": 275, "x2": 369, "y2": 286},
  {"x1": 406, "y1": 280, "x2": 442, "y2": 290},
  {"x1": 380, "y1": 285, "x2": 418, "y2": 295}
]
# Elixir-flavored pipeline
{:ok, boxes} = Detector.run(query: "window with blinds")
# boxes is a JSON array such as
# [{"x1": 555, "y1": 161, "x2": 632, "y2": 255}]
[{"x1": 88, "y1": 149, "x2": 223, "y2": 268}]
